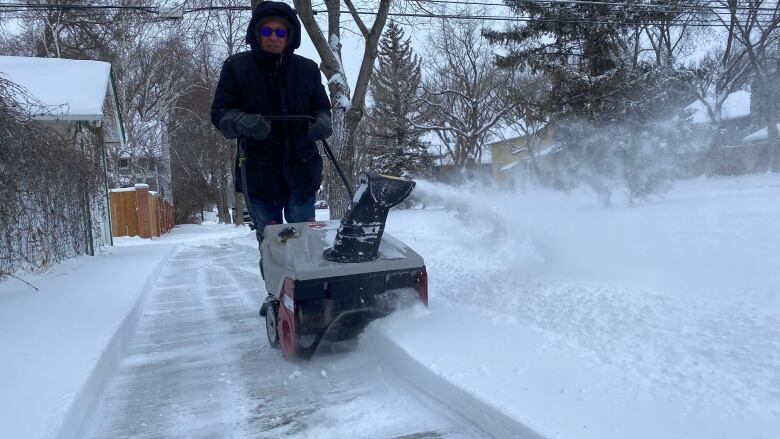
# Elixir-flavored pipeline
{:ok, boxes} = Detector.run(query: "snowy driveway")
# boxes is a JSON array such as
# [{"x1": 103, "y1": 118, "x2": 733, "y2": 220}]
[{"x1": 83, "y1": 240, "x2": 478, "y2": 439}]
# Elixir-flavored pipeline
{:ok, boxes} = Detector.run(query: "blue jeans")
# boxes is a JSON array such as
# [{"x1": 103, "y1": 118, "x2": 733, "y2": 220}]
[{"x1": 246, "y1": 193, "x2": 316, "y2": 247}]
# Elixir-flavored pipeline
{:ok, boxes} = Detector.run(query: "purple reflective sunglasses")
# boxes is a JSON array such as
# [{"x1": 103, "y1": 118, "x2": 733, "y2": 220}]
[{"x1": 259, "y1": 27, "x2": 287, "y2": 38}]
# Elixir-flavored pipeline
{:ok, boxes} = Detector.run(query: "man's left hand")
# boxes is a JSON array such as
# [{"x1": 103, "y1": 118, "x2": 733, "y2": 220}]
[{"x1": 308, "y1": 112, "x2": 333, "y2": 140}]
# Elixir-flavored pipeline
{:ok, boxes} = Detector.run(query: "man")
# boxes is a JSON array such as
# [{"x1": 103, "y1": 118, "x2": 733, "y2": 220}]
[{"x1": 210, "y1": 1, "x2": 332, "y2": 248}]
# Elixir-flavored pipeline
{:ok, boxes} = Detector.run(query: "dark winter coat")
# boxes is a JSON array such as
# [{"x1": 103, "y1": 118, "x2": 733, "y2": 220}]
[{"x1": 210, "y1": 1, "x2": 331, "y2": 203}]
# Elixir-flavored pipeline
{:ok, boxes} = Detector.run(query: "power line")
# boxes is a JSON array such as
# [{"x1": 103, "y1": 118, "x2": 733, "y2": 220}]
[
  {"x1": 0, "y1": 3, "x2": 157, "y2": 12},
  {"x1": 2, "y1": 0, "x2": 778, "y2": 14},
  {"x1": 1, "y1": 1, "x2": 776, "y2": 16},
  {"x1": 420, "y1": 0, "x2": 780, "y2": 22},
  {"x1": 0, "y1": 2, "x2": 776, "y2": 28},
  {"x1": 422, "y1": 0, "x2": 780, "y2": 14},
  {"x1": 376, "y1": 10, "x2": 746, "y2": 27}
]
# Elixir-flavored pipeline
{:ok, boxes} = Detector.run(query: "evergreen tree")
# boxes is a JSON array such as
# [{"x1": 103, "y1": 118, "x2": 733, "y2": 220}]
[
  {"x1": 484, "y1": 1, "x2": 693, "y2": 125},
  {"x1": 484, "y1": 2, "x2": 698, "y2": 200},
  {"x1": 365, "y1": 21, "x2": 431, "y2": 177}
]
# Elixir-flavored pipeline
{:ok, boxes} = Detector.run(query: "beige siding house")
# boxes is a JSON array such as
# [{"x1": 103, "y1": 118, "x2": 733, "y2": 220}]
[{"x1": 489, "y1": 127, "x2": 556, "y2": 186}]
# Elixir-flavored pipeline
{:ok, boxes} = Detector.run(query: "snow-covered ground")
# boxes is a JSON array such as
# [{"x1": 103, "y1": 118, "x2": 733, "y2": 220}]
[
  {"x1": 0, "y1": 224, "x2": 245, "y2": 439},
  {"x1": 1, "y1": 173, "x2": 778, "y2": 438},
  {"x1": 379, "y1": 172, "x2": 780, "y2": 438},
  {"x1": 83, "y1": 226, "x2": 472, "y2": 439}
]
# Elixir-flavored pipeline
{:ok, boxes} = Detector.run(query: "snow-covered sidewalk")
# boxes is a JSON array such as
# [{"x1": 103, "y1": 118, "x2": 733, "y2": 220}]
[
  {"x1": 0, "y1": 223, "x2": 245, "y2": 439},
  {"x1": 83, "y1": 231, "x2": 466, "y2": 439}
]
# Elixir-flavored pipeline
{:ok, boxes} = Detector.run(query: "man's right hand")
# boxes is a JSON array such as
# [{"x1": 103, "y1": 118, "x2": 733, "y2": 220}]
[
  {"x1": 235, "y1": 113, "x2": 271, "y2": 140},
  {"x1": 219, "y1": 110, "x2": 270, "y2": 140}
]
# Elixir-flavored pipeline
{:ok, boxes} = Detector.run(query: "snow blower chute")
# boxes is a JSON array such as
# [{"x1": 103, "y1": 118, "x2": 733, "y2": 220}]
[{"x1": 245, "y1": 116, "x2": 428, "y2": 360}]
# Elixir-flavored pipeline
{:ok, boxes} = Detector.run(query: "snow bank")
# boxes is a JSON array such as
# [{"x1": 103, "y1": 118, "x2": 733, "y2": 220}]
[
  {"x1": 376, "y1": 172, "x2": 780, "y2": 439},
  {"x1": 0, "y1": 245, "x2": 174, "y2": 439},
  {"x1": 113, "y1": 223, "x2": 249, "y2": 247}
]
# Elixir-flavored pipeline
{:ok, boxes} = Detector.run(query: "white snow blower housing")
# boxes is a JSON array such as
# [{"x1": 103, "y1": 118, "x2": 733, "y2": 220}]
[{"x1": 259, "y1": 172, "x2": 428, "y2": 360}]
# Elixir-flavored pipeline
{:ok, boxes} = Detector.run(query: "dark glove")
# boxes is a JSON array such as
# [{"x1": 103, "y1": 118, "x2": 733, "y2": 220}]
[
  {"x1": 308, "y1": 111, "x2": 333, "y2": 140},
  {"x1": 219, "y1": 109, "x2": 270, "y2": 140}
]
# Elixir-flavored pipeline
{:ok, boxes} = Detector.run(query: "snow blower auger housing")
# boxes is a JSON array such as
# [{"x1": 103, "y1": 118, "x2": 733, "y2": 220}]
[{"x1": 260, "y1": 172, "x2": 427, "y2": 360}]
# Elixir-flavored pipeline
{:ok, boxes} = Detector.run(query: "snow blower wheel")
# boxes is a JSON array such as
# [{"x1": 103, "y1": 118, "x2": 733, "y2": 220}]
[{"x1": 265, "y1": 299, "x2": 280, "y2": 349}]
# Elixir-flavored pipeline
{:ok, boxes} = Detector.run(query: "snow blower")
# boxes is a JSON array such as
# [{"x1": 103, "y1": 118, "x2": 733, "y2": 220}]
[{"x1": 241, "y1": 116, "x2": 428, "y2": 360}]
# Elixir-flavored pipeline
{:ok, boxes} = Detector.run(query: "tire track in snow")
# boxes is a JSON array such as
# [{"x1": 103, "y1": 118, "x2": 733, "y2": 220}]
[{"x1": 84, "y1": 239, "x2": 473, "y2": 439}]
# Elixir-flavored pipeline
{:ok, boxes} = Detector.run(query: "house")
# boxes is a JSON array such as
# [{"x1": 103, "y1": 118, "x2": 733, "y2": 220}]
[
  {"x1": 683, "y1": 90, "x2": 780, "y2": 174},
  {"x1": 489, "y1": 125, "x2": 557, "y2": 186},
  {"x1": 684, "y1": 90, "x2": 753, "y2": 146},
  {"x1": 0, "y1": 56, "x2": 127, "y2": 246},
  {"x1": 425, "y1": 142, "x2": 493, "y2": 183}
]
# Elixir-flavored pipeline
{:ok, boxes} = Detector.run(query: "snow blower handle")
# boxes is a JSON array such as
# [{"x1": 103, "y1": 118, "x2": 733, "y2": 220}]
[{"x1": 264, "y1": 115, "x2": 355, "y2": 203}]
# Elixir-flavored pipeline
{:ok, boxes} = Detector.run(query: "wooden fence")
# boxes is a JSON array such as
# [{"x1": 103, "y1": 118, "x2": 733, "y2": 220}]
[{"x1": 109, "y1": 184, "x2": 174, "y2": 238}]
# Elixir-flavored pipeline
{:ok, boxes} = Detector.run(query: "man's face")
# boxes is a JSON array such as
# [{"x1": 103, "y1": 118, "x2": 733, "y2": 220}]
[{"x1": 259, "y1": 19, "x2": 288, "y2": 54}]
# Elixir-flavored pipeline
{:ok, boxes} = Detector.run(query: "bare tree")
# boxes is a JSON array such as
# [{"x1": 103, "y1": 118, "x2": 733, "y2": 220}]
[
  {"x1": 500, "y1": 73, "x2": 553, "y2": 181},
  {"x1": 184, "y1": 0, "x2": 253, "y2": 224},
  {"x1": 292, "y1": 0, "x2": 392, "y2": 218},
  {"x1": 10, "y1": 0, "x2": 113, "y2": 59},
  {"x1": 690, "y1": 3, "x2": 753, "y2": 147},
  {"x1": 416, "y1": 16, "x2": 515, "y2": 169},
  {"x1": 168, "y1": 60, "x2": 228, "y2": 224},
  {"x1": 692, "y1": 1, "x2": 780, "y2": 153},
  {"x1": 109, "y1": 24, "x2": 193, "y2": 199},
  {"x1": 642, "y1": 0, "x2": 708, "y2": 68},
  {"x1": 722, "y1": 0, "x2": 780, "y2": 144}
]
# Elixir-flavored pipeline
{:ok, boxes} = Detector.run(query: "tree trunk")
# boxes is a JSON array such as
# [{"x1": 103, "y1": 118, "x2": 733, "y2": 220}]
[
  {"x1": 217, "y1": 181, "x2": 230, "y2": 223},
  {"x1": 325, "y1": 108, "x2": 361, "y2": 219},
  {"x1": 765, "y1": 87, "x2": 779, "y2": 144},
  {"x1": 234, "y1": 193, "x2": 245, "y2": 225},
  {"x1": 293, "y1": 0, "x2": 391, "y2": 219}
]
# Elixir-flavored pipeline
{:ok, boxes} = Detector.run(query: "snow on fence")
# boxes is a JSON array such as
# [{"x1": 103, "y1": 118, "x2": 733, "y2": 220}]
[{"x1": 109, "y1": 185, "x2": 174, "y2": 238}]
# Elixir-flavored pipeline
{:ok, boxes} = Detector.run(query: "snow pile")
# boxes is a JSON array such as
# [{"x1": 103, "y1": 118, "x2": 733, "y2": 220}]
[
  {"x1": 0, "y1": 56, "x2": 111, "y2": 120},
  {"x1": 0, "y1": 245, "x2": 174, "y2": 439},
  {"x1": 376, "y1": 173, "x2": 780, "y2": 438}
]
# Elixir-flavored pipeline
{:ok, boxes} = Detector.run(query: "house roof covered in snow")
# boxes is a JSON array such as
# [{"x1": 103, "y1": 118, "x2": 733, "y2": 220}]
[
  {"x1": 0, "y1": 56, "x2": 112, "y2": 121},
  {"x1": 742, "y1": 123, "x2": 780, "y2": 143},
  {"x1": 685, "y1": 90, "x2": 751, "y2": 124}
]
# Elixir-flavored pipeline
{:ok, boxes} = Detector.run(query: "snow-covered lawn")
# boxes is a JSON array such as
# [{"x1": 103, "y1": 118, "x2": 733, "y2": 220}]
[
  {"x1": 1, "y1": 173, "x2": 778, "y2": 439},
  {"x1": 378, "y1": 172, "x2": 780, "y2": 438}
]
